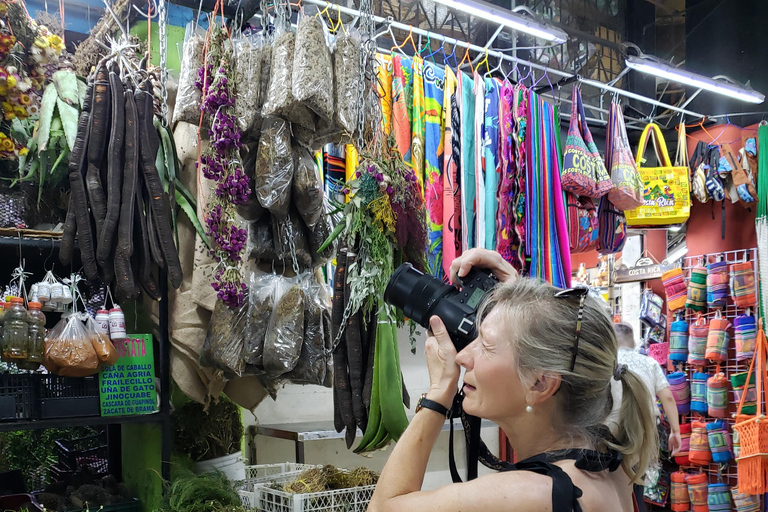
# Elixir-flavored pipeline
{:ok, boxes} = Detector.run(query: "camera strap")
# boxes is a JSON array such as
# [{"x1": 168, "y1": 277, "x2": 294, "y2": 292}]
[{"x1": 448, "y1": 392, "x2": 514, "y2": 483}]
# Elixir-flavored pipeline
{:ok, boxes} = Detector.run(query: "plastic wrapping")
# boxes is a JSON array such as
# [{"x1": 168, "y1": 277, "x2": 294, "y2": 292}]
[
  {"x1": 285, "y1": 273, "x2": 331, "y2": 385},
  {"x1": 199, "y1": 299, "x2": 247, "y2": 378},
  {"x1": 247, "y1": 216, "x2": 279, "y2": 261},
  {"x1": 308, "y1": 213, "x2": 336, "y2": 267},
  {"x1": 44, "y1": 314, "x2": 101, "y2": 377},
  {"x1": 333, "y1": 30, "x2": 362, "y2": 134},
  {"x1": 233, "y1": 35, "x2": 263, "y2": 133},
  {"x1": 292, "y1": 15, "x2": 334, "y2": 123},
  {"x1": 263, "y1": 29, "x2": 316, "y2": 130},
  {"x1": 258, "y1": 43, "x2": 272, "y2": 111},
  {"x1": 272, "y1": 210, "x2": 312, "y2": 269},
  {"x1": 237, "y1": 144, "x2": 266, "y2": 221},
  {"x1": 255, "y1": 117, "x2": 294, "y2": 217},
  {"x1": 263, "y1": 279, "x2": 305, "y2": 378},
  {"x1": 85, "y1": 315, "x2": 118, "y2": 366},
  {"x1": 173, "y1": 23, "x2": 205, "y2": 126},
  {"x1": 292, "y1": 146, "x2": 324, "y2": 229},
  {"x1": 243, "y1": 271, "x2": 278, "y2": 372}
]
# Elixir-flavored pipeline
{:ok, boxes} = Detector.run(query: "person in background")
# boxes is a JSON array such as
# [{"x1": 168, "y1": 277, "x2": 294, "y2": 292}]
[{"x1": 607, "y1": 322, "x2": 681, "y2": 512}]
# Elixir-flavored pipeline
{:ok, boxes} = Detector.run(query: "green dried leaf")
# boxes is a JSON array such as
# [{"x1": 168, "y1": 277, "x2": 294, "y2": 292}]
[
  {"x1": 37, "y1": 84, "x2": 58, "y2": 153},
  {"x1": 175, "y1": 189, "x2": 210, "y2": 249},
  {"x1": 53, "y1": 70, "x2": 80, "y2": 106},
  {"x1": 56, "y1": 98, "x2": 79, "y2": 152}
]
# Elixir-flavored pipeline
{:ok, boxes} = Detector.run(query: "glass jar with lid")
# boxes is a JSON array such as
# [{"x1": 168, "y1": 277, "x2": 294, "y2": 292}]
[
  {"x1": 2, "y1": 297, "x2": 28, "y2": 360},
  {"x1": 17, "y1": 301, "x2": 45, "y2": 371}
]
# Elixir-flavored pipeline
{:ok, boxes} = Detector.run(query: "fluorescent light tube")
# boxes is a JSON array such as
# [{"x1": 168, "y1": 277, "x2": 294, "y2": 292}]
[
  {"x1": 625, "y1": 55, "x2": 765, "y2": 104},
  {"x1": 665, "y1": 244, "x2": 688, "y2": 264},
  {"x1": 431, "y1": 0, "x2": 568, "y2": 44}
]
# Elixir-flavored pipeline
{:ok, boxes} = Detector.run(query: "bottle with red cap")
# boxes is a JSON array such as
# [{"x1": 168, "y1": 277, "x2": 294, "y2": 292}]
[{"x1": 2, "y1": 297, "x2": 28, "y2": 360}]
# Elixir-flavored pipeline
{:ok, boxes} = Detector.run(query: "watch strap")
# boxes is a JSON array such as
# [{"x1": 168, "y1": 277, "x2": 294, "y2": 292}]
[{"x1": 417, "y1": 395, "x2": 449, "y2": 417}]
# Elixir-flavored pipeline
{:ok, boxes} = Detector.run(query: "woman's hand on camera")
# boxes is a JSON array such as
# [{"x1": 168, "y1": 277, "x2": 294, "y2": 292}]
[
  {"x1": 450, "y1": 248, "x2": 518, "y2": 286},
  {"x1": 425, "y1": 316, "x2": 460, "y2": 409}
]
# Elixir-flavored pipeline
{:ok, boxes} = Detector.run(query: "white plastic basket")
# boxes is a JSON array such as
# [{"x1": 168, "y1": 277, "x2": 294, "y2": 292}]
[
  {"x1": 253, "y1": 484, "x2": 376, "y2": 512},
  {"x1": 237, "y1": 463, "x2": 323, "y2": 494}
]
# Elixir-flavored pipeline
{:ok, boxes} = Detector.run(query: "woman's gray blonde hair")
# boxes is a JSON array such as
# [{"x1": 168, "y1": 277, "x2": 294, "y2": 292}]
[{"x1": 478, "y1": 278, "x2": 658, "y2": 483}]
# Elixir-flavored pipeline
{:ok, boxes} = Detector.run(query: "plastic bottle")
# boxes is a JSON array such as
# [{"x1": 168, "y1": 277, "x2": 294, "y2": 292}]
[
  {"x1": 109, "y1": 306, "x2": 126, "y2": 341},
  {"x1": 2, "y1": 297, "x2": 29, "y2": 360},
  {"x1": 17, "y1": 302, "x2": 45, "y2": 371},
  {"x1": 95, "y1": 309, "x2": 110, "y2": 335}
]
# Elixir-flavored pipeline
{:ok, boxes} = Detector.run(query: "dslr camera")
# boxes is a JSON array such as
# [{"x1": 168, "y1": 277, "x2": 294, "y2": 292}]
[{"x1": 384, "y1": 263, "x2": 499, "y2": 351}]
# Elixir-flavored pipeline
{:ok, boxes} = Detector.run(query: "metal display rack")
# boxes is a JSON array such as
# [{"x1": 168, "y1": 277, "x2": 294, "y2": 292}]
[
  {"x1": 0, "y1": 234, "x2": 172, "y2": 483},
  {"x1": 672, "y1": 248, "x2": 760, "y2": 493}
]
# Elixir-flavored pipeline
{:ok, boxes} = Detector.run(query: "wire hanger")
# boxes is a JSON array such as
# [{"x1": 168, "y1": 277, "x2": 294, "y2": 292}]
[
  {"x1": 425, "y1": 39, "x2": 445, "y2": 63},
  {"x1": 503, "y1": 62, "x2": 519, "y2": 84},
  {"x1": 418, "y1": 32, "x2": 433, "y2": 62},
  {"x1": 485, "y1": 51, "x2": 503, "y2": 79},
  {"x1": 477, "y1": 48, "x2": 490, "y2": 76},
  {"x1": 390, "y1": 25, "x2": 415, "y2": 56},
  {"x1": 457, "y1": 44, "x2": 473, "y2": 73},
  {"x1": 444, "y1": 40, "x2": 458, "y2": 69}
]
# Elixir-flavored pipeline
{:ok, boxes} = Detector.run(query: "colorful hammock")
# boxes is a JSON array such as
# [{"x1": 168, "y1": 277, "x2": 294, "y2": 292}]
[
  {"x1": 423, "y1": 61, "x2": 446, "y2": 280},
  {"x1": 411, "y1": 55, "x2": 426, "y2": 188},
  {"x1": 474, "y1": 73, "x2": 486, "y2": 249},
  {"x1": 484, "y1": 77, "x2": 500, "y2": 251},
  {"x1": 460, "y1": 71, "x2": 476, "y2": 251},
  {"x1": 496, "y1": 82, "x2": 519, "y2": 268},
  {"x1": 442, "y1": 68, "x2": 461, "y2": 277},
  {"x1": 391, "y1": 54, "x2": 413, "y2": 163}
]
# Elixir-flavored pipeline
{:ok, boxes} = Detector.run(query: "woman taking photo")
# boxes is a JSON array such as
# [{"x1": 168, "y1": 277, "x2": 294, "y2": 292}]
[{"x1": 368, "y1": 249, "x2": 658, "y2": 512}]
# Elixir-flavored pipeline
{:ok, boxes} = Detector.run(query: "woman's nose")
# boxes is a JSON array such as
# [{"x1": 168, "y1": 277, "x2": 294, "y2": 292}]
[{"x1": 455, "y1": 343, "x2": 474, "y2": 368}]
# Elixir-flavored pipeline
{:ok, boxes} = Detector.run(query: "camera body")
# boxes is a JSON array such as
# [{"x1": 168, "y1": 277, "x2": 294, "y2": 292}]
[{"x1": 383, "y1": 263, "x2": 499, "y2": 351}]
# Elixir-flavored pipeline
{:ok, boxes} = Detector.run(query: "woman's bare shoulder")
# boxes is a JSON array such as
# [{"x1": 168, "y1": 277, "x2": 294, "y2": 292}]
[{"x1": 369, "y1": 471, "x2": 553, "y2": 512}]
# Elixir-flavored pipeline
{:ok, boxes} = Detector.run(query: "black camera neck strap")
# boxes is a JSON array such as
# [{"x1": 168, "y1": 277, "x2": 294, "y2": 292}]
[{"x1": 448, "y1": 392, "x2": 514, "y2": 483}]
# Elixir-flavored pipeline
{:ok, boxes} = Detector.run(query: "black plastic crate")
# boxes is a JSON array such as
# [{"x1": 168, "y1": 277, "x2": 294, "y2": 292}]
[
  {"x1": 55, "y1": 430, "x2": 108, "y2": 474},
  {"x1": 37, "y1": 375, "x2": 100, "y2": 418},
  {"x1": 0, "y1": 373, "x2": 37, "y2": 420}
]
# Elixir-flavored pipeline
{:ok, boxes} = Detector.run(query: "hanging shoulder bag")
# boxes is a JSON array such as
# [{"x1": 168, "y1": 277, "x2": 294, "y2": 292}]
[
  {"x1": 561, "y1": 85, "x2": 612, "y2": 198},
  {"x1": 567, "y1": 192, "x2": 599, "y2": 253},
  {"x1": 606, "y1": 102, "x2": 644, "y2": 209},
  {"x1": 625, "y1": 123, "x2": 691, "y2": 226}
]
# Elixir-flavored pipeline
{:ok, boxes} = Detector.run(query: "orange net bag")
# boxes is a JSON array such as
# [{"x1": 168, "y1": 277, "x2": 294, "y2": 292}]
[{"x1": 734, "y1": 321, "x2": 768, "y2": 494}]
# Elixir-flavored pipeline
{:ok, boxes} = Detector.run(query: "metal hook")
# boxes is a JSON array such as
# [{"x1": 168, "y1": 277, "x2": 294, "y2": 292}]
[{"x1": 43, "y1": 238, "x2": 55, "y2": 272}]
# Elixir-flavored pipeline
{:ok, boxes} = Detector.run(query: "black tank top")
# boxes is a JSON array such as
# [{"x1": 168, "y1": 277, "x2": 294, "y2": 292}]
[{"x1": 500, "y1": 449, "x2": 624, "y2": 512}]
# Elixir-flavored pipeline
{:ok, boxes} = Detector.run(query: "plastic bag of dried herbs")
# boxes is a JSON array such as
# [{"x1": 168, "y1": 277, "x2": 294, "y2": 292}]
[
  {"x1": 292, "y1": 14, "x2": 334, "y2": 124},
  {"x1": 272, "y1": 210, "x2": 313, "y2": 269},
  {"x1": 258, "y1": 36, "x2": 273, "y2": 111},
  {"x1": 243, "y1": 270, "x2": 279, "y2": 373},
  {"x1": 233, "y1": 34, "x2": 263, "y2": 132},
  {"x1": 284, "y1": 272, "x2": 331, "y2": 386},
  {"x1": 173, "y1": 22, "x2": 206, "y2": 125},
  {"x1": 247, "y1": 215, "x2": 278, "y2": 261},
  {"x1": 236, "y1": 143, "x2": 266, "y2": 221},
  {"x1": 255, "y1": 117, "x2": 294, "y2": 217},
  {"x1": 308, "y1": 212, "x2": 336, "y2": 267},
  {"x1": 292, "y1": 145, "x2": 324, "y2": 229},
  {"x1": 263, "y1": 27, "x2": 316, "y2": 130},
  {"x1": 199, "y1": 299, "x2": 248, "y2": 378},
  {"x1": 263, "y1": 276, "x2": 305, "y2": 378},
  {"x1": 333, "y1": 29, "x2": 362, "y2": 134}
]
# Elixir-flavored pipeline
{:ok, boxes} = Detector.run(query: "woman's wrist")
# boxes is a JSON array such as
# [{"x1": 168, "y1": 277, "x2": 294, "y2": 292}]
[{"x1": 426, "y1": 387, "x2": 455, "y2": 410}]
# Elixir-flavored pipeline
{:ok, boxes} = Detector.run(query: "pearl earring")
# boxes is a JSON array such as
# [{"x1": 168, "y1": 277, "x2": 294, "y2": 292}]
[{"x1": 526, "y1": 405, "x2": 533, "y2": 413}]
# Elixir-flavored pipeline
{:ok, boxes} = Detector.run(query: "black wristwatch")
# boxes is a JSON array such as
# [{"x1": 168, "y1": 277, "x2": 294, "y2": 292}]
[{"x1": 416, "y1": 393, "x2": 449, "y2": 417}]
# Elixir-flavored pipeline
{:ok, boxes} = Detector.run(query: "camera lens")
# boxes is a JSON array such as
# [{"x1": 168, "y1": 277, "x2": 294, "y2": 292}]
[{"x1": 384, "y1": 263, "x2": 455, "y2": 326}]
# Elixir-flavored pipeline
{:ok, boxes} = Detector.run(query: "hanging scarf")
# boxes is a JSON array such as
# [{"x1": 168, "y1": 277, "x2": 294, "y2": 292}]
[
  {"x1": 376, "y1": 54, "x2": 393, "y2": 136},
  {"x1": 460, "y1": 71, "x2": 476, "y2": 250},
  {"x1": 496, "y1": 82, "x2": 522, "y2": 271},
  {"x1": 474, "y1": 73, "x2": 486, "y2": 249},
  {"x1": 513, "y1": 85, "x2": 528, "y2": 273},
  {"x1": 442, "y1": 68, "x2": 461, "y2": 277},
  {"x1": 526, "y1": 90, "x2": 570, "y2": 288},
  {"x1": 423, "y1": 61, "x2": 446, "y2": 280},
  {"x1": 411, "y1": 55, "x2": 426, "y2": 188},
  {"x1": 324, "y1": 143, "x2": 347, "y2": 204},
  {"x1": 484, "y1": 77, "x2": 500, "y2": 250},
  {"x1": 391, "y1": 54, "x2": 413, "y2": 162}
]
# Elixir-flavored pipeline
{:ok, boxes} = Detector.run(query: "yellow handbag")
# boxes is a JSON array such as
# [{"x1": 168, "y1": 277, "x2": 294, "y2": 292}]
[{"x1": 625, "y1": 123, "x2": 691, "y2": 226}]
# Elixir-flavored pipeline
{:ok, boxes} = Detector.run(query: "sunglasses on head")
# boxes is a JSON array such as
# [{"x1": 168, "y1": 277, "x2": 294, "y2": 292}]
[{"x1": 553, "y1": 287, "x2": 589, "y2": 373}]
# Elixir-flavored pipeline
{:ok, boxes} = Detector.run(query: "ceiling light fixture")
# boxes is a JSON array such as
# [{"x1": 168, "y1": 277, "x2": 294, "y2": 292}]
[
  {"x1": 431, "y1": 0, "x2": 568, "y2": 44},
  {"x1": 665, "y1": 244, "x2": 688, "y2": 265},
  {"x1": 625, "y1": 55, "x2": 765, "y2": 104}
]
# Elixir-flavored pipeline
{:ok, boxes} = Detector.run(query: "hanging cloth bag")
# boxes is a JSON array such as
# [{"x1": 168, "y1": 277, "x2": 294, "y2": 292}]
[
  {"x1": 735, "y1": 314, "x2": 758, "y2": 361},
  {"x1": 566, "y1": 193, "x2": 599, "y2": 253},
  {"x1": 667, "y1": 371, "x2": 690, "y2": 414},
  {"x1": 707, "y1": 483, "x2": 733, "y2": 512},
  {"x1": 731, "y1": 261, "x2": 757, "y2": 308},
  {"x1": 731, "y1": 488, "x2": 760, "y2": 512},
  {"x1": 688, "y1": 316, "x2": 709, "y2": 367},
  {"x1": 706, "y1": 311, "x2": 731, "y2": 363},
  {"x1": 689, "y1": 140, "x2": 711, "y2": 203},
  {"x1": 639, "y1": 289, "x2": 665, "y2": 327},
  {"x1": 690, "y1": 420, "x2": 712, "y2": 466},
  {"x1": 606, "y1": 101, "x2": 644, "y2": 209},
  {"x1": 596, "y1": 196, "x2": 627, "y2": 254},
  {"x1": 732, "y1": 371, "x2": 757, "y2": 416},
  {"x1": 686, "y1": 472, "x2": 709, "y2": 512},
  {"x1": 626, "y1": 123, "x2": 692, "y2": 226},
  {"x1": 707, "y1": 420, "x2": 733, "y2": 463},
  {"x1": 707, "y1": 372, "x2": 730, "y2": 418},
  {"x1": 686, "y1": 264, "x2": 708, "y2": 312},
  {"x1": 670, "y1": 471, "x2": 690, "y2": 512},
  {"x1": 675, "y1": 423, "x2": 692, "y2": 466},
  {"x1": 723, "y1": 143, "x2": 758, "y2": 208},
  {"x1": 691, "y1": 371, "x2": 709, "y2": 414},
  {"x1": 662, "y1": 267, "x2": 688, "y2": 312},
  {"x1": 707, "y1": 260, "x2": 730, "y2": 309},
  {"x1": 734, "y1": 322, "x2": 768, "y2": 495},
  {"x1": 561, "y1": 85, "x2": 612, "y2": 198},
  {"x1": 669, "y1": 317, "x2": 689, "y2": 363}
]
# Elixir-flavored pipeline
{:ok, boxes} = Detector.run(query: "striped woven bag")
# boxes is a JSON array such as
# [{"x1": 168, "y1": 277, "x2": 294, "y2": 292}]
[
  {"x1": 667, "y1": 371, "x2": 690, "y2": 415},
  {"x1": 707, "y1": 372, "x2": 729, "y2": 418},
  {"x1": 706, "y1": 312, "x2": 731, "y2": 363},
  {"x1": 686, "y1": 472, "x2": 709, "y2": 512},
  {"x1": 686, "y1": 265, "x2": 707, "y2": 312},
  {"x1": 662, "y1": 267, "x2": 687, "y2": 311},
  {"x1": 707, "y1": 419, "x2": 733, "y2": 463},
  {"x1": 730, "y1": 261, "x2": 757, "y2": 307},
  {"x1": 707, "y1": 260, "x2": 729, "y2": 309},
  {"x1": 691, "y1": 372, "x2": 709, "y2": 414},
  {"x1": 689, "y1": 420, "x2": 712, "y2": 466},
  {"x1": 670, "y1": 471, "x2": 690, "y2": 511},
  {"x1": 731, "y1": 371, "x2": 756, "y2": 416},
  {"x1": 735, "y1": 314, "x2": 757, "y2": 361},
  {"x1": 688, "y1": 316, "x2": 708, "y2": 366},
  {"x1": 669, "y1": 317, "x2": 689, "y2": 363},
  {"x1": 731, "y1": 487, "x2": 760, "y2": 512},
  {"x1": 707, "y1": 483, "x2": 733, "y2": 512},
  {"x1": 675, "y1": 422, "x2": 692, "y2": 466}
]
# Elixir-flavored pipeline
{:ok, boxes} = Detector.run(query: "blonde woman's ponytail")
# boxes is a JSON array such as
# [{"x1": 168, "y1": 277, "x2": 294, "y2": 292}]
[{"x1": 607, "y1": 364, "x2": 659, "y2": 483}]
